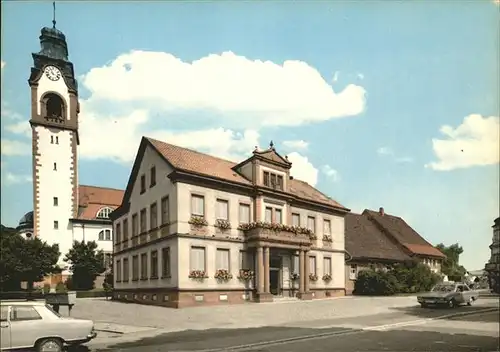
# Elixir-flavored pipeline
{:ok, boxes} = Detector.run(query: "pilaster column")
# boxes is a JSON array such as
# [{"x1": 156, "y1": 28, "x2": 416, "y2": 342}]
[
  {"x1": 264, "y1": 247, "x2": 270, "y2": 293},
  {"x1": 256, "y1": 247, "x2": 264, "y2": 293},
  {"x1": 304, "y1": 250, "x2": 310, "y2": 293},
  {"x1": 299, "y1": 250, "x2": 305, "y2": 294}
]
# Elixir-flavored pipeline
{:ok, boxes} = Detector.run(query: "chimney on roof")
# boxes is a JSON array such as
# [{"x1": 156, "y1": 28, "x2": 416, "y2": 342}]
[{"x1": 379, "y1": 207, "x2": 385, "y2": 216}]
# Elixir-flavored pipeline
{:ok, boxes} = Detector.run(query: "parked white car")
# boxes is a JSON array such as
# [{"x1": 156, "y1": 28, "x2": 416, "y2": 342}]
[{"x1": 0, "y1": 300, "x2": 97, "y2": 351}]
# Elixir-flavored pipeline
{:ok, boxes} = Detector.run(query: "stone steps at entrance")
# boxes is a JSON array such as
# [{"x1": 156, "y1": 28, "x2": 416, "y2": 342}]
[{"x1": 272, "y1": 296, "x2": 299, "y2": 303}]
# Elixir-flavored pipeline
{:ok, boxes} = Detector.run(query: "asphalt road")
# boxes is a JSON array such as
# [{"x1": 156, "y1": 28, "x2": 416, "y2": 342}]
[{"x1": 85, "y1": 305, "x2": 499, "y2": 352}]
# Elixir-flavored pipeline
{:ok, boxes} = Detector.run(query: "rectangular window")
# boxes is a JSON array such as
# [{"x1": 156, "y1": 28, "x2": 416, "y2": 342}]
[
  {"x1": 53, "y1": 197, "x2": 58, "y2": 206},
  {"x1": 239, "y1": 203, "x2": 250, "y2": 224},
  {"x1": 323, "y1": 219, "x2": 331, "y2": 234},
  {"x1": 10, "y1": 306, "x2": 42, "y2": 321},
  {"x1": 275, "y1": 209, "x2": 282, "y2": 224},
  {"x1": 324, "y1": 257, "x2": 332, "y2": 276},
  {"x1": 116, "y1": 259, "x2": 121, "y2": 281},
  {"x1": 53, "y1": 162, "x2": 57, "y2": 171},
  {"x1": 115, "y1": 223, "x2": 121, "y2": 243},
  {"x1": 51, "y1": 135, "x2": 54, "y2": 144},
  {"x1": 190, "y1": 246, "x2": 206, "y2": 271},
  {"x1": 161, "y1": 196, "x2": 169, "y2": 225},
  {"x1": 132, "y1": 255, "x2": 139, "y2": 280},
  {"x1": 56, "y1": 136, "x2": 59, "y2": 144},
  {"x1": 216, "y1": 199, "x2": 229, "y2": 220},
  {"x1": 239, "y1": 250, "x2": 247, "y2": 269},
  {"x1": 263, "y1": 171, "x2": 270, "y2": 186},
  {"x1": 123, "y1": 219, "x2": 129, "y2": 240},
  {"x1": 103, "y1": 253, "x2": 112, "y2": 268},
  {"x1": 140, "y1": 253, "x2": 148, "y2": 279},
  {"x1": 140, "y1": 174, "x2": 146, "y2": 194},
  {"x1": 150, "y1": 202, "x2": 158, "y2": 229},
  {"x1": 53, "y1": 221, "x2": 59, "y2": 229},
  {"x1": 105, "y1": 229, "x2": 111, "y2": 241},
  {"x1": 277, "y1": 175, "x2": 284, "y2": 190},
  {"x1": 150, "y1": 250, "x2": 158, "y2": 278},
  {"x1": 270, "y1": 173, "x2": 277, "y2": 188},
  {"x1": 265, "y1": 207, "x2": 272, "y2": 223},
  {"x1": 132, "y1": 214, "x2": 138, "y2": 237},
  {"x1": 123, "y1": 258, "x2": 129, "y2": 281},
  {"x1": 150, "y1": 166, "x2": 156, "y2": 187},
  {"x1": 349, "y1": 264, "x2": 357, "y2": 280},
  {"x1": 309, "y1": 256, "x2": 317, "y2": 275},
  {"x1": 216, "y1": 248, "x2": 230, "y2": 270},
  {"x1": 307, "y1": 216, "x2": 316, "y2": 233},
  {"x1": 162, "y1": 247, "x2": 170, "y2": 277},
  {"x1": 140, "y1": 208, "x2": 147, "y2": 233},
  {"x1": 292, "y1": 213, "x2": 300, "y2": 227},
  {"x1": 191, "y1": 195, "x2": 205, "y2": 217},
  {"x1": 293, "y1": 255, "x2": 300, "y2": 274}
]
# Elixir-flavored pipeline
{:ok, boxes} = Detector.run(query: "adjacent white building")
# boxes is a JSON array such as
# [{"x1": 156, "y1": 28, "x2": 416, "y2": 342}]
[
  {"x1": 112, "y1": 138, "x2": 350, "y2": 308},
  {"x1": 16, "y1": 23, "x2": 124, "y2": 278}
]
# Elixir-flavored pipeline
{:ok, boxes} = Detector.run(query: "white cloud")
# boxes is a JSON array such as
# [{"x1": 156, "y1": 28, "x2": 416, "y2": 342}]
[
  {"x1": 321, "y1": 164, "x2": 340, "y2": 182},
  {"x1": 377, "y1": 146, "x2": 413, "y2": 163},
  {"x1": 1, "y1": 60, "x2": 5, "y2": 69},
  {"x1": 377, "y1": 147, "x2": 394, "y2": 156},
  {"x1": 426, "y1": 114, "x2": 500, "y2": 171},
  {"x1": 1, "y1": 140, "x2": 31, "y2": 156},
  {"x1": 332, "y1": 71, "x2": 339, "y2": 82},
  {"x1": 282, "y1": 140, "x2": 309, "y2": 150},
  {"x1": 287, "y1": 152, "x2": 318, "y2": 186},
  {"x1": 357, "y1": 73, "x2": 364, "y2": 80},
  {"x1": 4, "y1": 121, "x2": 31, "y2": 137},
  {"x1": 5, "y1": 50, "x2": 366, "y2": 168},
  {"x1": 3, "y1": 172, "x2": 32, "y2": 185},
  {"x1": 81, "y1": 50, "x2": 366, "y2": 128},
  {"x1": 1, "y1": 102, "x2": 24, "y2": 121}
]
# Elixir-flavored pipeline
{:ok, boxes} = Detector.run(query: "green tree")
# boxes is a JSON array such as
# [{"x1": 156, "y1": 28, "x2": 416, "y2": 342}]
[
  {"x1": 64, "y1": 240, "x2": 105, "y2": 291},
  {"x1": 0, "y1": 225, "x2": 60, "y2": 293},
  {"x1": 435, "y1": 243, "x2": 466, "y2": 279}
]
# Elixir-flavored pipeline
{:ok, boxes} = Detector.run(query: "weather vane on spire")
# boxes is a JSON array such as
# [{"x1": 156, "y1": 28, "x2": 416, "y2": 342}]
[{"x1": 52, "y1": 1, "x2": 57, "y2": 28}]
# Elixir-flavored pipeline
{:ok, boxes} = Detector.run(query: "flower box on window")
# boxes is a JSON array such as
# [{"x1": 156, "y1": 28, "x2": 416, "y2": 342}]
[
  {"x1": 215, "y1": 219, "x2": 231, "y2": 230},
  {"x1": 188, "y1": 270, "x2": 207, "y2": 280},
  {"x1": 189, "y1": 216, "x2": 208, "y2": 226},
  {"x1": 322, "y1": 234, "x2": 333, "y2": 242},
  {"x1": 322, "y1": 273, "x2": 332, "y2": 282},
  {"x1": 237, "y1": 269, "x2": 255, "y2": 281},
  {"x1": 214, "y1": 269, "x2": 233, "y2": 282},
  {"x1": 237, "y1": 222, "x2": 313, "y2": 236},
  {"x1": 290, "y1": 272, "x2": 300, "y2": 281},
  {"x1": 309, "y1": 273, "x2": 319, "y2": 282}
]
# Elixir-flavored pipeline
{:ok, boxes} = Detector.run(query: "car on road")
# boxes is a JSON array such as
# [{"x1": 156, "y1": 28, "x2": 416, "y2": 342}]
[
  {"x1": 417, "y1": 282, "x2": 479, "y2": 308},
  {"x1": 1, "y1": 300, "x2": 97, "y2": 352}
]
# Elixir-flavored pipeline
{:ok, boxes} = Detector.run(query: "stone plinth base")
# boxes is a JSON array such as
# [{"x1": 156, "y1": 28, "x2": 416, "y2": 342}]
[
  {"x1": 297, "y1": 292, "x2": 313, "y2": 300},
  {"x1": 256, "y1": 292, "x2": 274, "y2": 302}
]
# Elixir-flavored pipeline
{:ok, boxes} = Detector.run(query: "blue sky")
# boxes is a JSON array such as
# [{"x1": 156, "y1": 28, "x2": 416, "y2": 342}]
[{"x1": 1, "y1": 1, "x2": 498, "y2": 270}]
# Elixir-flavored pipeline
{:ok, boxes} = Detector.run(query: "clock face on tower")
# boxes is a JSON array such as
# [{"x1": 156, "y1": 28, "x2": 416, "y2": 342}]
[{"x1": 44, "y1": 66, "x2": 62, "y2": 81}]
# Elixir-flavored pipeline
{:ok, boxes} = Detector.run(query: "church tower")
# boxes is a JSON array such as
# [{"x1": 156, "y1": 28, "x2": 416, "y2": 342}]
[{"x1": 28, "y1": 16, "x2": 80, "y2": 267}]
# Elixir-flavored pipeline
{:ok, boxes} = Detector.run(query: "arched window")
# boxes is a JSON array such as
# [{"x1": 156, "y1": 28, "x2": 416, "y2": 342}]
[
  {"x1": 98, "y1": 229, "x2": 112, "y2": 241},
  {"x1": 43, "y1": 93, "x2": 65, "y2": 118},
  {"x1": 96, "y1": 207, "x2": 114, "y2": 219}
]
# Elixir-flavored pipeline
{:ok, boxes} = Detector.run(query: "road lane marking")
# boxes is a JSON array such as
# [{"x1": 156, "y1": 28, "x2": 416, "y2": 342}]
[{"x1": 194, "y1": 307, "x2": 499, "y2": 352}]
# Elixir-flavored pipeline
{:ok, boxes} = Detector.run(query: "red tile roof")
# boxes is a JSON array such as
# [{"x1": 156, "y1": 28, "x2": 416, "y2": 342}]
[
  {"x1": 146, "y1": 137, "x2": 346, "y2": 210},
  {"x1": 363, "y1": 209, "x2": 446, "y2": 258},
  {"x1": 345, "y1": 213, "x2": 411, "y2": 262},
  {"x1": 77, "y1": 185, "x2": 124, "y2": 220}
]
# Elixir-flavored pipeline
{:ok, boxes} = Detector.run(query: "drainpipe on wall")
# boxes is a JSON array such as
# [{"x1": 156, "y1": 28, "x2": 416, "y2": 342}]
[{"x1": 345, "y1": 250, "x2": 353, "y2": 262}]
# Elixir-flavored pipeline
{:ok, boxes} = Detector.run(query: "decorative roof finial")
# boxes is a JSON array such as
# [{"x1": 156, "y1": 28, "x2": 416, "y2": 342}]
[
  {"x1": 269, "y1": 140, "x2": 274, "y2": 149},
  {"x1": 52, "y1": 1, "x2": 57, "y2": 28}
]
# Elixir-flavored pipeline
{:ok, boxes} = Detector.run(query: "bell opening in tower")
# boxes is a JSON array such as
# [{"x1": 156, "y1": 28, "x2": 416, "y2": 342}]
[{"x1": 43, "y1": 93, "x2": 65, "y2": 120}]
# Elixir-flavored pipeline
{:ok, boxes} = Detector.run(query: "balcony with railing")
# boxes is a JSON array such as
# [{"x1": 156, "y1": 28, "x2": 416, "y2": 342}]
[{"x1": 238, "y1": 221, "x2": 315, "y2": 247}]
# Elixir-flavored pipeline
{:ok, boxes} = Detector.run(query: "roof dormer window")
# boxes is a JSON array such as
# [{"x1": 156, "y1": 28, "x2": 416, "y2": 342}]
[{"x1": 96, "y1": 207, "x2": 114, "y2": 219}]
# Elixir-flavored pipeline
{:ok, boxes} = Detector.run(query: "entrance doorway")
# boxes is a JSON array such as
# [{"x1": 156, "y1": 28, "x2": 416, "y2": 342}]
[{"x1": 270, "y1": 268, "x2": 281, "y2": 295}]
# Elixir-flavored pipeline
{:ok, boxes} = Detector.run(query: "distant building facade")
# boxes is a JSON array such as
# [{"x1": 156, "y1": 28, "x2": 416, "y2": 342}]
[
  {"x1": 485, "y1": 217, "x2": 500, "y2": 293},
  {"x1": 345, "y1": 208, "x2": 446, "y2": 294}
]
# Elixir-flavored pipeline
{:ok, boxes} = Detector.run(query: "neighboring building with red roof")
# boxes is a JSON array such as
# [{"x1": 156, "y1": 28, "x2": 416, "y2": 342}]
[
  {"x1": 345, "y1": 207, "x2": 446, "y2": 294},
  {"x1": 112, "y1": 138, "x2": 350, "y2": 308}
]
